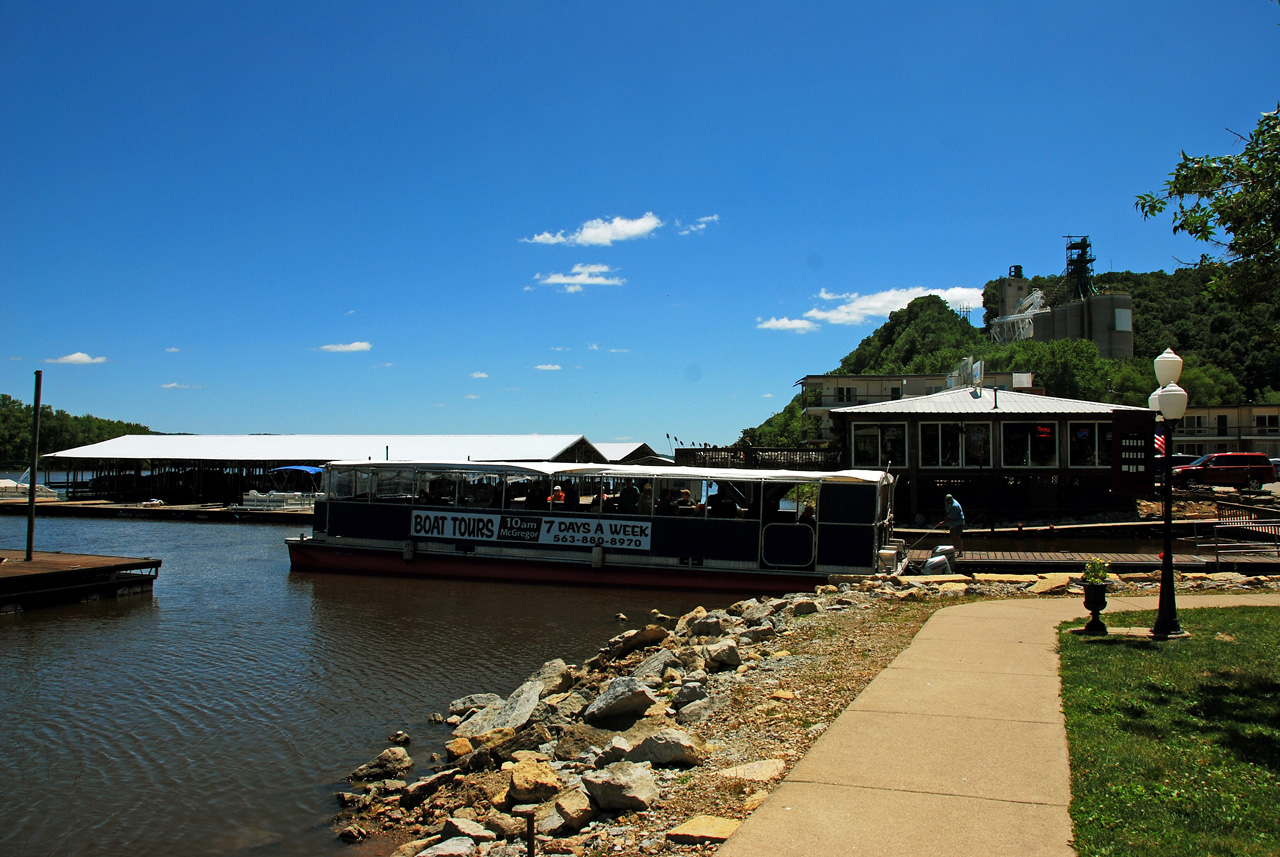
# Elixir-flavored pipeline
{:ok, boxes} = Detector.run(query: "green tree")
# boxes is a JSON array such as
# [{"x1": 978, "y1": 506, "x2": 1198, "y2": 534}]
[{"x1": 1136, "y1": 107, "x2": 1280, "y2": 305}]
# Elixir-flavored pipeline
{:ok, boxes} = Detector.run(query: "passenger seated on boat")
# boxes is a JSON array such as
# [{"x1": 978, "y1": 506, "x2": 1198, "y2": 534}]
[
  {"x1": 549, "y1": 485, "x2": 566, "y2": 505},
  {"x1": 619, "y1": 483, "x2": 641, "y2": 514},
  {"x1": 673, "y1": 489, "x2": 697, "y2": 515},
  {"x1": 708, "y1": 487, "x2": 737, "y2": 519},
  {"x1": 562, "y1": 483, "x2": 581, "y2": 509},
  {"x1": 799, "y1": 503, "x2": 816, "y2": 527}
]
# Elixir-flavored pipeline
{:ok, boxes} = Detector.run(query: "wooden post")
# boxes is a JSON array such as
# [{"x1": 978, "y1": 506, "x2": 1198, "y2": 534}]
[{"x1": 26, "y1": 370, "x2": 42, "y2": 561}]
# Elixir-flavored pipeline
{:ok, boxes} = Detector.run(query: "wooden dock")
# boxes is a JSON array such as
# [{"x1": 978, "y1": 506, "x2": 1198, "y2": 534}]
[{"x1": 0, "y1": 549, "x2": 161, "y2": 614}]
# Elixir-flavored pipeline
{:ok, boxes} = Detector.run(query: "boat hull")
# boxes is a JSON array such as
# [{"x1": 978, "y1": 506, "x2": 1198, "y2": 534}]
[{"x1": 286, "y1": 538, "x2": 828, "y2": 594}]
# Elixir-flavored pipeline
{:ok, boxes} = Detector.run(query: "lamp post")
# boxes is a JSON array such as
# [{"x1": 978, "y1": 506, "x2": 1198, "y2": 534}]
[{"x1": 1151, "y1": 348, "x2": 1188, "y2": 637}]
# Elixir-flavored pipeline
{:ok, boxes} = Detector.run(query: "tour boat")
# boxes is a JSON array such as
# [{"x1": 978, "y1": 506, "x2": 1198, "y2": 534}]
[{"x1": 286, "y1": 460, "x2": 895, "y2": 592}]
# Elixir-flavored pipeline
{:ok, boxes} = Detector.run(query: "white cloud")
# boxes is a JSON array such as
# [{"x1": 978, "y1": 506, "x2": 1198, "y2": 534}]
[
  {"x1": 763, "y1": 393, "x2": 775, "y2": 398},
  {"x1": 562, "y1": 284, "x2": 583, "y2": 294},
  {"x1": 373, "y1": 362, "x2": 393, "y2": 368},
  {"x1": 609, "y1": 348, "x2": 630, "y2": 353},
  {"x1": 46, "y1": 352, "x2": 108, "y2": 364},
  {"x1": 678, "y1": 214, "x2": 720, "y2": 235},
  {"x1": 804, "y1": 286, "x2": 985, "y2": 326},
  {"x1": 161, "y1": 382, "x2": 202, "y2": 389},
  {"x1": 535, "y1": 263, "x2": 625, "y2": 290},
  {"x1": 588, "y1": 343, "x2": 599, "y2": 351},
  {"x1": 319, "y1": 341, "x2": 372, "y2": 352},
  {"x1": 465, "y1": 394, "x2": 480, "y2": 400},
  {"x1": 470, "y1": 371, "x2": 489, "y2": 379},
  {"x1": 756, "y1": 317, "x2": 819, "y2": 333},
  {"x1": 535, "y1": 364, "x2": 562, "y2": 371},
  {"x1": 165, "y1": 347, "x2": 181, "y2": 353},
  {"x1": 522, "y1": 212, "x2": 663, "y2": 246}
]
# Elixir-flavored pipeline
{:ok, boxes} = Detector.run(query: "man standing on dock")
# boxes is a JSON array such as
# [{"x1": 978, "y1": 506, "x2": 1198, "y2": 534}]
[{"x1": 941, "y1": 494, "x2": 965, "y2": 558}]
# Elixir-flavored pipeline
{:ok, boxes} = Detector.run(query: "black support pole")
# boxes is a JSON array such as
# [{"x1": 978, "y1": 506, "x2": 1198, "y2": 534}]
[{"x1": 26, "y1": 370, "x2": 43, "y2": 561}]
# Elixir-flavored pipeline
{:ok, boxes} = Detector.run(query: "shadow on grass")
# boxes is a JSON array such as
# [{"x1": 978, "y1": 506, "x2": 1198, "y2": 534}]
[{"x1": 1075, "y1": 632, "x2": 1280, "y2": 773}]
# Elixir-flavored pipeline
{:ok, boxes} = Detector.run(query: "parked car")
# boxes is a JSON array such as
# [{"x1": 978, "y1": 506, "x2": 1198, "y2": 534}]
[{"x1": 1171, "y1": 452, "x2": 1277, "y2": 490}]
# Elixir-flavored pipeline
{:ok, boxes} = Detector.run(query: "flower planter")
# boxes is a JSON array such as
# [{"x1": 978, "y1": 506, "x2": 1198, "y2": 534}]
[{"x1": 1081, "y1": 582, "x2": 1108, "y2": 635}]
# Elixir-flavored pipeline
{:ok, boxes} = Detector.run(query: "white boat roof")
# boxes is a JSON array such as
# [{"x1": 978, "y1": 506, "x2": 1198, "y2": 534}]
[
  {"x1": 325, "y1": 459, "x2": 890, "y2": 485},
  {"x1": 45, "y1": 434, "x2": 599, "y2": 463}
]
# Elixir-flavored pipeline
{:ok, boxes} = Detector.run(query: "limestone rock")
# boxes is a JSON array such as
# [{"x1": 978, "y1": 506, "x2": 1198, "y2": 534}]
[
  {"x1": 583, "y1": 677, "x2": 658, "y2": 723},
  {"x1": 696, "y1": 638, "x2": 741, "y2": 669},
  {"x1": 582, "y1": 761, "x2": 660, "y2": 811},
  {"x1": 631, "y1": 648, "x2": 681, "y2": 680},
  {"x1": 449, "y1": 693, "x2": 503, "y2": 717},
  {"x1": 675, "y1": 697, "x2": 717, "y2": 725},
  {"x1": 715, "y1": 758, "x2": 786, "y2": 781},
  {"x1": 1030, "y1": 573, "x2": 1072, "y2": 595},
  {"x1": 594, "y1": 734, "x2": 633, "y2": 767},
  {"x1": 391, "y1": 837, "x2": 439, "y2": 857},
  {"x1": 687, "y1": 609, "x2": 736, "y2": 637},
  {"x1": 738, "y1": 624, "x2": 776, "y2": 644},
  {"x1": 525, "y1": 658, "x2": 574, "y2": 696},
  {"x1": 453, "y1": 681, "x2": 542, "y2": 738},
  {"x1": 444, "y1": 737, "x2": 473, "y2": 760},
  {"x1": 483, "y1": 811, "x2": 526, "y2": 839},
  {"x1": 555, "y1": 787, "x2": 598, "y2": 831},
  {"x1": 399, "y1": 768, "x2": 459, "y2": 811},
  {"x1": 441, "y1": 817, "x2": 496, "y2": 843},
  {"x1": 624, "y1": 728, "x2": 706, "y2": 767},
  {"x1": 348, "y1": 746, "x2": 412, "y2": 782},
  {"x1": 671, "y1": 682, "x2": 708, "y2": 710},
  {"x1": 789, "y1": 598, "x2": 821, "y2": 616},
  {"x1": 417, "y1": 837, "x2": 477, "y2": 857},
  {"x1": 674, "y1": 606, "x2": 708, "y2": 637},
  {"x1": 666, "y1": 815, "x2": 742, "y2": 844},
  {"x1": 508, "y1": 759, "x2": 563, "y2": 803}
]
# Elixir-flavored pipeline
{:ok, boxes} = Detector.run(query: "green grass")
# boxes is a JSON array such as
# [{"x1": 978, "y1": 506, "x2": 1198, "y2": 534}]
[{"x1": 1058, "y1": 607, "x2": 1280, "y2": 857}]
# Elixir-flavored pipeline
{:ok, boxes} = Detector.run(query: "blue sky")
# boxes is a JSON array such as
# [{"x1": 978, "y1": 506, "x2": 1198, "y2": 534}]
[{"x1": 3, "y1": 1, "x2": 1278, "y2": 451}]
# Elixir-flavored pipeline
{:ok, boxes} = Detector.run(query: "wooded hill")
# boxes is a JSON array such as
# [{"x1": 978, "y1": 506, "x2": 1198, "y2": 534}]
[
  {"x1": 741, "y1": 265, "x2": 1280, "y2": 446},
  {"x1": 0, "y1": 394, "x2": 152, "y2": 468}
]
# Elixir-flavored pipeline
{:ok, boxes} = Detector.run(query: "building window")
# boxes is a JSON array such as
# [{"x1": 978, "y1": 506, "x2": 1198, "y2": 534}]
[
  {"x1": 1002, "y1": 422, "x2": 1058, "y2": 467},
  {"x1": 1068, "y1": 422, "x2": 1113, "y2": 467},
  {"x1": 852, "y1": 423, "x2": 906, "y2": 468},
  {"x1": 836, "y1": 387, "x2": 854, "y2": 403},
  {"x1": 1256, "y1": 414, "x2": 1279, "y2": 435},
  {"x1": 920, "y1": 423, "x2": 963, "y2": 468},
  {"x1": 965, "y1": 423, "x2": 992, "y2": 467}
]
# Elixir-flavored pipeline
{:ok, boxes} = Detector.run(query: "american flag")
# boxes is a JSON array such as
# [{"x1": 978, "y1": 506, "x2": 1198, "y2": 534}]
[{"x1": 1154, "y1": 432, "x2": 1166, "y2": 454}]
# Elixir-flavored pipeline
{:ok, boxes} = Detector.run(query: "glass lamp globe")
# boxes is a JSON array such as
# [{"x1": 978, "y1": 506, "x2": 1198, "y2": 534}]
[
  {"x1": 1154, "y1": 348, "x2": 1183, "y2": 387},
  {"x1": 1158, "y1": 382, "x2": 1188, "y2": 420}
]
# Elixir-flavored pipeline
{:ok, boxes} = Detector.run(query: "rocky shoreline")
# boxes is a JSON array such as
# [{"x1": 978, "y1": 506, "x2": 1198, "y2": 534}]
[{"x1": 332, "y1": 568, "x2": 1280, "y2": 857}]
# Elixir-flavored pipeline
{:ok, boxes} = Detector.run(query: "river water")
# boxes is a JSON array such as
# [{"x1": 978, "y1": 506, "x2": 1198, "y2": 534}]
[{"x1": 0, "y1": 517, "x2": 715, "y2": 856}]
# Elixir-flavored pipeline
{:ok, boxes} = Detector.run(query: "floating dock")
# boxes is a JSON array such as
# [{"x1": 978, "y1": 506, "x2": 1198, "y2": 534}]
[{"x1": 0, "y1": 549, "x2": 161, "y2": 614}]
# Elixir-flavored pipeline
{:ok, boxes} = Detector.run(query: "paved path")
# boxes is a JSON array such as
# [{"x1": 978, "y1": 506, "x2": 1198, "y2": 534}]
[{"x1": 717, "y1": 591, "x2": 1280, "y2": 857}]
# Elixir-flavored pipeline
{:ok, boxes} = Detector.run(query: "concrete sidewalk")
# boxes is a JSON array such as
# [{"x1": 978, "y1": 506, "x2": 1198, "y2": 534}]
[{"x1": 716, "y1": 591, "x2": 1280, "y2": 857}]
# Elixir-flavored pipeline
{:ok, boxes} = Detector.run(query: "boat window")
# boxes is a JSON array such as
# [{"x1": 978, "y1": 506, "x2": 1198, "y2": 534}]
[
  {"x1": 544, "y1": 475, "x2": 599, "y2": 514},
  {"x1": 414, "y1": 471, "x2": 460, "y2": 506},
  {"x1": 459, "y1": 474, "x2": 504, "y2": 508},
  {"x1": 328, "y1": 468, "x2": 355, "y2": 500},
  {"x1": 374, "y1": 468, "x2": 416, "y2": 502},
  {"x1": 654, "y1": 478, "x2": 707, "y2": 517},
  {"x1": 353, "y1": 469, "x2": 374, "y2": 501},
  {"x1": 762, "y1": 482, "x2": 817, "y2": 524},
  {"x1": 596, "y1": 477, "x2": 650, "y2": 516},
  {"x1": 505, "y1": 474, "x2": 551, "y2": 511},
  {"x1": 707, "y1": 480, "x2": 752, "y2": 519}
]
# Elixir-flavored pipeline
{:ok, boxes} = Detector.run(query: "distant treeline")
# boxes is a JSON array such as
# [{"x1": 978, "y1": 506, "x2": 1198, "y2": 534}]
[{"x1": 0, "y1": 394, "x2": 152, "y2": 467}]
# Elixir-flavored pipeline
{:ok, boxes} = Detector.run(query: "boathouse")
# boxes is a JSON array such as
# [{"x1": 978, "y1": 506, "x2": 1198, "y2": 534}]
[
  {"x1": 41, "y1": 435, "x2": 608, "y2": 505},
  {"x1": 826, "y1": 387, "x2": 1155, "y2": 525}
]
